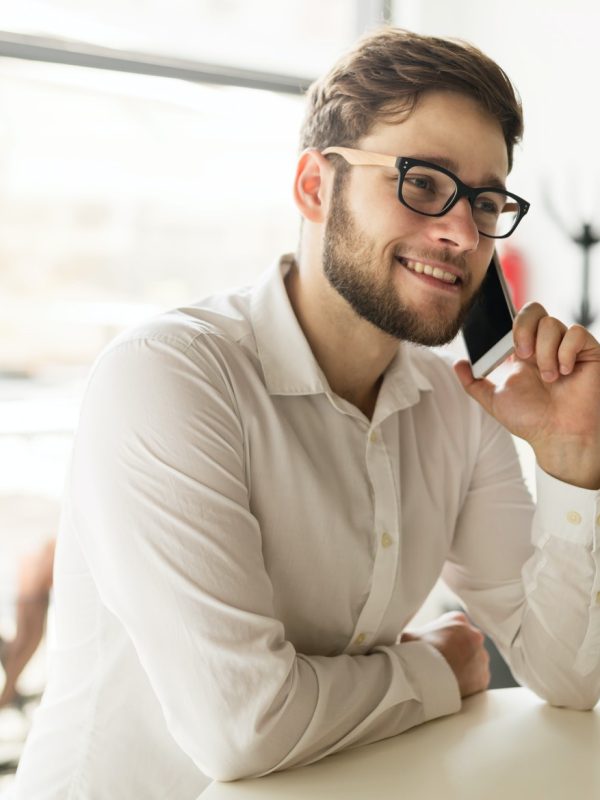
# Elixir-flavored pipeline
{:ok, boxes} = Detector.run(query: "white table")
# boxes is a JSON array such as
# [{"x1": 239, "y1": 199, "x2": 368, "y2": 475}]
[{"x1": 201, "y1": 688, "x2": 600, "y2": 800}]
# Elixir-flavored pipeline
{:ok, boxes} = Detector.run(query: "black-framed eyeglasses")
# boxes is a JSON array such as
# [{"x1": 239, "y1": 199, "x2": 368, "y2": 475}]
[{"x1": 322, "y1": 146, "x2": 530, "y2": 239}]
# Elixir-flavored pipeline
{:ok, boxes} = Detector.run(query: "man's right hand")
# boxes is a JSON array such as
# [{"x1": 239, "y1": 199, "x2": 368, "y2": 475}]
[{"x1": 400, "y1": 610, "x2": 491, "y2": 698}]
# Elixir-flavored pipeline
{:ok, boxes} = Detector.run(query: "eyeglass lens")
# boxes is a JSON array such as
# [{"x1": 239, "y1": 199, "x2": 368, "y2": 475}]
[{"x1": 401, "y1": 164, "x2": 519, "y2": 237}]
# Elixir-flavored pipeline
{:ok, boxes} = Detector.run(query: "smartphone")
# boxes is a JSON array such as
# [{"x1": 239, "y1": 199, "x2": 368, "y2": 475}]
[{"x1": 461, "y1": 251, "x2": 516, "y2": 378}]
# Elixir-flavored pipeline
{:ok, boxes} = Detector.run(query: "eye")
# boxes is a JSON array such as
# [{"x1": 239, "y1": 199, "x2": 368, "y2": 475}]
[
  {"x1": 406, "y1": 174, "x2": 436, "y2": 193},
  {"x1": 474, "y1": 193, "x2": 504, "y2": 216}
]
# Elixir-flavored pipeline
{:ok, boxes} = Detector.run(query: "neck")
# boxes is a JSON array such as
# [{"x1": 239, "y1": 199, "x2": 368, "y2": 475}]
[{"x1": 285, "y1": 258, "x2": 399, "y2": 420}]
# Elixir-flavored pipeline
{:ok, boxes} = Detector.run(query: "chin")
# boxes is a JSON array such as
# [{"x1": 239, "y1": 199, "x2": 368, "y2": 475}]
[{"x1": 389, "y1": 304, "x2": 465, "y2": 346}]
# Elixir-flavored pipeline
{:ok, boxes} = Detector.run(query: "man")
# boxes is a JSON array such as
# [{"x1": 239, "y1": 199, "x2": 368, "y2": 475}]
[{"x1": 14, "y1": 27, "x2": 600, "y2": 799}]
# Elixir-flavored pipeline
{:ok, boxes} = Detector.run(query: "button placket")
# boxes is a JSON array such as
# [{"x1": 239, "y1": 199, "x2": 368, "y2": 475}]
[
  {"x1": 348, "y1": 417, "x2": 400, "y2": 653},
  {"x1": 381, "y1": 532, "x2": 393, "y2": 549}
]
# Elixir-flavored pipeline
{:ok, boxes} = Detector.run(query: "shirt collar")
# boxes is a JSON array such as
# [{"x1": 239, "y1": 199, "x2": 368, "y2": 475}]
[
  {"x1": 250, "y1": 254, "x2": 329, "y2": 396},
  {"x1": 250, "y1": 254, "x2": 433, "y2": 412},
  {"x1": 375, "y1": 344, "x2": 433, "y2": 422}
]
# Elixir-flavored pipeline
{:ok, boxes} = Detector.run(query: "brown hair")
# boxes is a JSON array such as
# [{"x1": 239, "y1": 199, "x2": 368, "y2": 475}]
[{"x1": 300, "y1": 27, "x2": 523, "y2": 171}]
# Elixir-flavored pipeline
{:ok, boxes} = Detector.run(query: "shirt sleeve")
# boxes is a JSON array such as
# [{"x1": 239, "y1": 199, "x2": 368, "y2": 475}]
[
  {"x1": 442, "y1": 407, "x2": 600, "y2": 710},
  {"x1": 69, "y1": 332, "x2": 460, "y2": 782}
]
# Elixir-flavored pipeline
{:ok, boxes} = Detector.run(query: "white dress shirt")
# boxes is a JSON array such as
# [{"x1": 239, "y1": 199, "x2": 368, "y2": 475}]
[{"x1": 14, "y1": 255, "x2": 600, "y2": 799}]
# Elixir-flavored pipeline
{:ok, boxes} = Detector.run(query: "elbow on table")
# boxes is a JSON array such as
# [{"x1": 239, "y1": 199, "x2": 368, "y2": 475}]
[
  {"x1": 194, "y1": 742, "x2": 283, "y2": 784},
  {"x1": 167, "y1": 659, "x2": 310, "y2": 782},
  {"x1": 545, "y1": 693, "x2": 599, "y2": 712},
  {"x1": 170, "y1": 715, "x2": 296, "y2": 783},
  {"x1": 537, "y1": 683, "x2": 600, "y2": 712}
]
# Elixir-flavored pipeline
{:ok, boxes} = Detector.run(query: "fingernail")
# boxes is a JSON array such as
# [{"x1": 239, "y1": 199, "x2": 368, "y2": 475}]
[
  {"x1": 559, "y1": 363, "x2": 571, "y2": 375},
  {"x1": 516, "y1": 343, "x2": 532, "y2": 358},
  {"x1": 541, "y1": 370, "x2": 556, "y2": 382}
]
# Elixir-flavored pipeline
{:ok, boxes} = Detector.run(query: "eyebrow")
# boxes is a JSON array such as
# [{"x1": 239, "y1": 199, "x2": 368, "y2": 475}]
[{"x1": 408, "y1": 153, "x2": 507, "y2": 190}]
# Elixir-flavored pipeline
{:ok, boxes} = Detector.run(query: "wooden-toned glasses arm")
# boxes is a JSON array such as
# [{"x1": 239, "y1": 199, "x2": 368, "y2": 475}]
[{"x1": 321, "y1": 146, "x2": 397, "y2": 168}]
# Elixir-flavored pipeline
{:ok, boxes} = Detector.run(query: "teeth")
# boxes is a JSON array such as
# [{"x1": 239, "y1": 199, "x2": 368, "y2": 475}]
[{"x1": 402, "y1": 259, "x2": 457, "y2": 284}]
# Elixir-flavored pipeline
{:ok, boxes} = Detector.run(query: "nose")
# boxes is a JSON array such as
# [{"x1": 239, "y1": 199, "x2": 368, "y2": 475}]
[{"x1": 428, "y1": 197, "x2": 480, "y2": 252}]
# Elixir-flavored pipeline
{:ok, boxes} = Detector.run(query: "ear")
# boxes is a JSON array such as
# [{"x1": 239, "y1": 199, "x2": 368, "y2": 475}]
[{"x1": 293, "y1": 148, "x2": 334, "y2": 223}]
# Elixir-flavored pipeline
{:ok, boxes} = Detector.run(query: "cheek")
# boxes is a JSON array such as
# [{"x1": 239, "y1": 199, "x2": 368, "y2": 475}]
[
  {"x1": 348, "y1": 193, "x2": 418, "y2": 245},
  {"x1": 469, "y1": 245, "x2": 496, "y2": 288},
  {"x1": 346, "y1": 174, "x2": 402, "y2": 228}
]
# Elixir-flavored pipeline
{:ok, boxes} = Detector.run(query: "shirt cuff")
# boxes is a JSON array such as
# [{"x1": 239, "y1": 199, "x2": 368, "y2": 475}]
[
  {"x1": 535, "y1": 464, "x2": 600, "y2": 547},
  {"x1": 393, "y1": 640, "x2": 461, "y2": 722}
]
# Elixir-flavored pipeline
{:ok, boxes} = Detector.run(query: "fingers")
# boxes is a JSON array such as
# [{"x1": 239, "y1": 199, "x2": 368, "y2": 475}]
[
  {"x1": 557, "y1": 324, "x2": 592, "y2": 376},
  {"x1": 399, "y1": 611, "x2": 489, "y2": 696},
  {"x1": 513, "y1": 301, "x2": 562, "y2": 373},
  {"x1": 515, "y1": 308, "x2": 599, "y2": 383},
  {"x1": 533, "y1": 315, "x2": 567, "y2": 382},
  {"x1": 458, "y1": 300, "x2": 598, "y2": 396},
  {"x1": 474, "y1": 643, "x2": 492, "y2": 695},
  {"x1": 512, "y1": 301, "x2": 548, "y2": 359}
]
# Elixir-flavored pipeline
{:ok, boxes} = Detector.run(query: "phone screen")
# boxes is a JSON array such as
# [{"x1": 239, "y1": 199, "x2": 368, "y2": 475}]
[{"x1": 462, "y1": 258, "x2": 514, "y2": 364}]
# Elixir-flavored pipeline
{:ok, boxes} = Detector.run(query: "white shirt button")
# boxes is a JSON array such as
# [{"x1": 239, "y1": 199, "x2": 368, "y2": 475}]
[
  {"x1": 369, "y1": 431, "x2": 379, "y2": 444},
  {"x1": 566, "y1": 510, "x2": 582, "y2": 525},
  {"x1": 355, "y1": 633, "x2": 366, "y2": 646},
  {"x1": 381, "y1": 532, "x2": 393, "y2": 548}
]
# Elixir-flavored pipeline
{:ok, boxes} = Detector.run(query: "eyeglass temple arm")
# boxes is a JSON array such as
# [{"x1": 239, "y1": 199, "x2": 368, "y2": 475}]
[{"x1": 321, "y1": 147, "x2": 397, "y2": 168}]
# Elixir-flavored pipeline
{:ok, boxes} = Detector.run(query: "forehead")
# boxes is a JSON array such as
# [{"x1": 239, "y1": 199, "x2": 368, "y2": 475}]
[{"x1": 359, "y1": 90, "x2": 509, "y2": 185}]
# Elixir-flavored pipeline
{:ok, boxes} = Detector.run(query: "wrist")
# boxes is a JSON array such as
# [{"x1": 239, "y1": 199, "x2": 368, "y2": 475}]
[{"x1": 534, "y1": 439, "x2": 600, "y2": 490}]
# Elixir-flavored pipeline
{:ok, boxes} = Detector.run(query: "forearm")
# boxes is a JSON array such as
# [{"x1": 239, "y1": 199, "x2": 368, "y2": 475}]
[
  {"x1": 533, "y1": 435, "x2": 600, "y2": 491},
  {"x1": 503, "y1": 467, "x2": 600, "y2": 707},
  {"x1": 268, "y1": 641, "x2": 460, "y2": 776},
  {"x1": 453, "y1": 466, "x2": 600, "y2": 710}
]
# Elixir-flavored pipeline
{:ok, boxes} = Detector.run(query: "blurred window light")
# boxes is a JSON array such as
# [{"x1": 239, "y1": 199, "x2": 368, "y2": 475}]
[
  {"x1": 0, "y1": 58, "x2": 304, "y2": 378},
  {"x1": 0, "y1": 1, "x2": 365, "y2": 582},
  {"x1": 0, "y1": 0, "x2": 359, "y2": 75}
]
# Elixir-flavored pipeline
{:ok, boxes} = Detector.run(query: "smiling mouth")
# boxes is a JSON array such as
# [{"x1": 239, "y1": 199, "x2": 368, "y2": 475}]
[{"x1": 396, "y1": 256, "x2": 461, "y2": 286}]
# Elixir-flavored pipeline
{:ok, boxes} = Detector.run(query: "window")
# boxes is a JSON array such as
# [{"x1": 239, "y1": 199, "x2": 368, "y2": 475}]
[
  {"x1": 0, "y1": 0, "x2": 360, "y2": 75},
  {"x1": 0, "y1": 58, "x2": 304, "y2": 374},
  {"x1": 0, "y1": 9, "x2": 378, "y2": 764}
]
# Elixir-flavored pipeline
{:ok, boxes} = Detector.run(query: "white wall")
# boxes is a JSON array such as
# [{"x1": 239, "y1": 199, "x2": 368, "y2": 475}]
[{"x1": 393, "y1": 0, "x2": 600, "y2": 339}]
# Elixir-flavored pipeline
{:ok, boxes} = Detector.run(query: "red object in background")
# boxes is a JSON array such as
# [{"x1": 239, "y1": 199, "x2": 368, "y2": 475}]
[{"x1": 499, "y1": 244, "x2": 527, "y2": 311}]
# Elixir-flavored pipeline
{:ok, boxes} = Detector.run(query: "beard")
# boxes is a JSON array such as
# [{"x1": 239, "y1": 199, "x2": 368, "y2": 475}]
[{"x1": 322, "y1": 186, "x2": 480, "y2": 346}]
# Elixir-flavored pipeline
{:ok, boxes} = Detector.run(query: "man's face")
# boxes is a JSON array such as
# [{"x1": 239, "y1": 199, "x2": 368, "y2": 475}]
[{"x1": 322, "y1": 90, "x2": 508, "y2": 346}]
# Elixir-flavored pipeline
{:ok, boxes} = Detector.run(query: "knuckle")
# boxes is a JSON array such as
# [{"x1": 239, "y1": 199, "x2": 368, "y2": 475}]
[
  {"x1": 537, "y1": 315, "x2": 563, "y2": 335},
  {"x1": 569, "y1": 323, "x2": 588, "y2": 339},
  {"x1": 520, "y1": 300, "x2": 547, "y2": 316}
]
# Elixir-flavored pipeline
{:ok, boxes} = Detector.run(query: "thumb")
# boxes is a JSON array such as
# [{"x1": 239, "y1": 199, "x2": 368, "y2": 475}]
[{"x1": 453, "y1": 359, "x2": 496, "y2": 416}]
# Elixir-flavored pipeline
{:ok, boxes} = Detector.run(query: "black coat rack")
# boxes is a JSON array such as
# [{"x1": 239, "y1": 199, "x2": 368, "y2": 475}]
[
  {"x1": 571, "y1": 223, "x2": 598, "y2": 327},
  {"x1": 543, "y1": 193, "x2": 598, "y2": 327}
]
